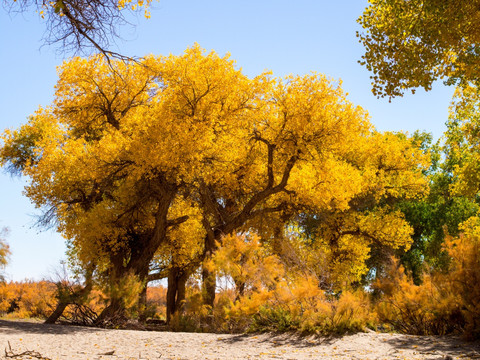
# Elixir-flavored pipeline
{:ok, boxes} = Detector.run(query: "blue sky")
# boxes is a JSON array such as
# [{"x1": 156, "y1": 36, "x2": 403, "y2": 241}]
[{"x1": 0, "y1": 0, "x2": 455, "y2": 281}]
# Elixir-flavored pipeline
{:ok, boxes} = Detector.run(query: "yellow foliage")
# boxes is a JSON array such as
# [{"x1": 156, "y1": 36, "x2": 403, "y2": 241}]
[
  {"x1": 0, "y1": 44, "x2": 429, "y2": 323},
  {"x1": 358, "y1": 0, "x2": 480, "y2": 97},
  {"x1": 0, "y1": 239, "x2": 9, "y2": 269},
  {"x1": 145, "y1": 286, "x2": 167, "y2": 320},
  {"x1": 225, "y1": 276, "x2": 373, "y2": 334},
  {"x1": 443, "y1": 218, "x2": 480, "y2": 338},
  {"x1": 100, "y1": 271, "x2": 143, "y2": 312},
  {"x1": 374, "y1": 245, "x2": 480, "y2": 338},
  {"x1": 0, "y1": 281, "x2": 57, "y2": 319},
  {"x1": 206, "y1": 234, "x2": 373, "y2": 334},
  {"x1": 210, "y1": 233, "x2": 284, "y2": 298}
]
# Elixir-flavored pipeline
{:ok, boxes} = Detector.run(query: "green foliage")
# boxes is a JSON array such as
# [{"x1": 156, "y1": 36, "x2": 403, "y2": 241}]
[{"x1": 397, "y1": 131, "x2": 478, "y2": 283}]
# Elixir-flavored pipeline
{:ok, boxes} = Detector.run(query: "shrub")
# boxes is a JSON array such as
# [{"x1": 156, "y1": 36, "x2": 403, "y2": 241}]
[
  {"x1": 374, "y1": 221, "x2": 480, "y2": 339},
  {"x1": 0, "y1": 281, "x2": 57, "y2": 319},
  {"x1": 374, "y1": 258, "x2": 463, "y2": 336}
]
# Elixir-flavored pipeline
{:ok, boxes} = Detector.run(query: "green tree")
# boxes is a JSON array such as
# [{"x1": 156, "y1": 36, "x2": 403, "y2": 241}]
[{"x1": 397, "y1": 132, "x2": 478, "y2": 283}]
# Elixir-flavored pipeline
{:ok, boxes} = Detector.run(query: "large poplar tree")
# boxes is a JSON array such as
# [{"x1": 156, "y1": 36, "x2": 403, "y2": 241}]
[{"x1": 1, "y1": 45, "x2": 429, "y2": 324}]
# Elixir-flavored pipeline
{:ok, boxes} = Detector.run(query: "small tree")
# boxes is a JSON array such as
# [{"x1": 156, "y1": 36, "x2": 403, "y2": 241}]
[{"x1": 0, "y1": 227, "x2": 10, "y2": 282}]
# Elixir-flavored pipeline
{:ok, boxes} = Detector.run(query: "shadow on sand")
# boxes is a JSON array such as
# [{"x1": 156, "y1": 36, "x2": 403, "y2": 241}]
[
  {"x1": 384, "y1": 334, "x2": 480, "y2": 359},
  {"x1": 0, "y1": 319, "x2": 101, "y2": 335},
  {"x1": 219, "y1": 332, "x2": 337, "y2": 348}
]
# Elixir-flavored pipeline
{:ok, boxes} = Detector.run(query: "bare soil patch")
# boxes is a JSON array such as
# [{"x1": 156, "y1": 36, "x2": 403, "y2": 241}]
[{"x1": 1, "y1": 319, "x2": 479, "y2": 359}]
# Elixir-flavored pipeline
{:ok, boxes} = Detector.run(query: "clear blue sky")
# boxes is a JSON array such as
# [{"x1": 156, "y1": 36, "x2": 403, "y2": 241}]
[{"x1": 0, "y1": 0, "x2": 454, "y2": 281}]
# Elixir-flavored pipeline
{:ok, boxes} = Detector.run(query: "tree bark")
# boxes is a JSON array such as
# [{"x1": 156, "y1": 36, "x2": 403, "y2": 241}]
[
  {"x1": 175, "y1": 272, "x2": 187, "y2": 312},
  {"x1": 138, "y1": 284, "x2": 148, "y2": 323},
  {"x1": 166, "y1": 266, "x2": 189, "y2": 323},
  {"x1": 45, "y1": 302, "x2": 69, "y2": 324},
  {"x1": 202, "y1": 266, "x2": 216, "y2": 310},
  {"x1": 202, "y1": 230, "x2": 218, "y2": 309},
  {"x1": 166, "y1": 267, "x2": 178, "y2": 323},
  {"x1": 94, "y1": 297, "x2": 128, "y2": 326}
]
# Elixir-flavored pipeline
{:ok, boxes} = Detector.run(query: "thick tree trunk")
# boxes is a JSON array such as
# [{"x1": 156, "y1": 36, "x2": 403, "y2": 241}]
[
  {"x1": 166, "y1": 267, "x2": 178, "y2": 323},
  {"x1": 202, "y1": 233, "x2": 218, "y2": 309},
  {"x1": 202, "y1": 266, "x2": 216, "y2": 309},
  {"x1": 175, "y1": 273, "x2": 187, "y2": 311},
  {"x1": 94, "y1": 297, "x2": 128, "y2": 327},
  {"x1": 166, "y1": 266, "x2": 189, "y2": 323}
]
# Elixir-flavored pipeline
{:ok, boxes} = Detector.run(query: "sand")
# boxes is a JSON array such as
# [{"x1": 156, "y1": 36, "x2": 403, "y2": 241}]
[{"x1": 1, "y1": 319, "x2": 479, "y2": 360}]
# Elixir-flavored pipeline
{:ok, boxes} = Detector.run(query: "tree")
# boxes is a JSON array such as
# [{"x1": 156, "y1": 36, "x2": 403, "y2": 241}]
[
  {"x1": 358, "y1": 0, "x2": 480, "y2": 98},
  {"x1": 396, "y1": 132, "x2": 478, "y2": 283},
  {"x1": 445, "y1": 83, "x2": 480, "y2": 198},
  {"x1": 0, "y1": 227, "x2": 10, "y2": 282},
  {"x1": 0, "y1": 45, "x2": 429, "y2": 324},
  {"x1": 293, "y1": 131, "x2": 431, "y2": 290},
  {"x1": 0, "y1": 45, "x2": 259, "y2": 322},
  {"x1": 4, "y1": 0, "x2": 153, "y2": 57}
]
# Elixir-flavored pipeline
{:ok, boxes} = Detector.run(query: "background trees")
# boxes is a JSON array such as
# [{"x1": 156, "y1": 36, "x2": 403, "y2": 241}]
[{"x1": 0, "y1": 227, "x2": 10, "y2": 282}]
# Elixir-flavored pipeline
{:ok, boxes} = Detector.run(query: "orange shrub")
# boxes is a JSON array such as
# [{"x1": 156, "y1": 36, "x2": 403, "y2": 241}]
[
  {"x1": 374, "y1": 260, "x2": 462, "y2": 335},
  {"x1": 374, "y1": 222, "x2": 480, "y2": 338},
  {"x1": 442, "y1": 219, "x2": 480, "y2": 338},
  {"x1": 0, "y1": 281, "x2": 57, "y2": 319},
  {"x1": 244, "y1": 277, "x2": 373, "y2": 334}
]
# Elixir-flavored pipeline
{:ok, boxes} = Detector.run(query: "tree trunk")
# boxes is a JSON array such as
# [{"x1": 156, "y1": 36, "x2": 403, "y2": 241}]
[
  {"x1": 202, "y1": 265, "x2": 216, "y2": 309},
  {"x1": 166, "y1": 267, "x2": 178, "y2": 323},
  {"x1": 234, "y1": 281, "x2": 246, "y2": 302},
  {"x1": 166, "y1": 266, "x2": 189, "y2": 323},
  {"x1": 45, "y1": 302, "x2": 68, "y2": 324},
  {"x1": 175, "y1": 272, "x2": 187, "y2": 312},
  {"x1": 138, "y1": 284, "x2": 148, "y2": 323},
  {"x1": 94, "y1": 297, "x2": 128, "y2": 327},
  {"x1": 202, "y1": 230, "x2": 218, "y2": 309},
  {"x1": 44, "y1": 269, "x2": 94, "y2": 325}
]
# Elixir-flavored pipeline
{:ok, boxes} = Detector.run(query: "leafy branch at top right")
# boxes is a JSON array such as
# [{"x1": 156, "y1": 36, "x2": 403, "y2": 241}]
[{"x1": 357, "y1": 0, "x2": 480, "y2": 99}]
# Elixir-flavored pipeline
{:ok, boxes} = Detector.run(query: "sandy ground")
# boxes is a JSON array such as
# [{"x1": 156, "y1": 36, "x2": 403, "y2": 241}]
[{"x1": 1, "y1": 320, "x2": 479, "y2": 360}]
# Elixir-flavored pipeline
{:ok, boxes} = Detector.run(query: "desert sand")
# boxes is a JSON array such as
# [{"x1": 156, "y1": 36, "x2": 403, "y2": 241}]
[{"x1": 1, "y1": 319, "x2": 479, "y2": 360}]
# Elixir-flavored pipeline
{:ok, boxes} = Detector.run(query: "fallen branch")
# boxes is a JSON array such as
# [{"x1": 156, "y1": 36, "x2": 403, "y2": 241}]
[
  {"x1": 98, "y1": 350, "x2": 115, "y2": 355},
  {"x1": 4, "y1": 341, "x2": 51, "y2": 359}
]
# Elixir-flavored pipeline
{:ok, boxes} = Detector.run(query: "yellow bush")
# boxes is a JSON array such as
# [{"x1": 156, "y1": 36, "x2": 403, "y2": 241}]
[
  {"x1": 374, "y1": 222, "x2": 480, "y2": 339},
  {"x1": 0, "y1": 281, "x2": 57, "y2": 319},
  {"x1": 200, "y1": 233, "x2": 374, "y2": 334},
  {"x1": 442, "y1": 218, "x2": 480, "y2": 338},
  {"x1": 224, "y1": 276, "x2": 373, "y2": 334},
  {"x1": 374, "y1": 259, "x2": 463, "y2": 335}
]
